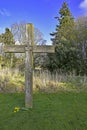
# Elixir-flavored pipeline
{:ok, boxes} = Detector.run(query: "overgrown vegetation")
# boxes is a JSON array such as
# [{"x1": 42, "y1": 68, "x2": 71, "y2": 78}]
[
  {"x1": 45, "y1": 2, "x2": 87, "y2": 75},
  {"x1": 0, "y1": 68, "x2": 24, "y2": 92},
  {"x1": 0, "y1": 1, "x2": 87, "y2": 130},
  {"x1": 0, "y1": 2, "x2": 87, "y2": 75},
  {"x1": 0, "y1": 68, "x2": 87, "y2": 93}
]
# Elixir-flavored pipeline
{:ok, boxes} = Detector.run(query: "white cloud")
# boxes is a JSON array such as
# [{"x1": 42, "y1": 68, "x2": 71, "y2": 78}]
[
  {"x1": 0, "y1": 8, "x2": 11, "y2": 16},
  {"x1": 80, "y1": 0, "x2": 87, "y2": 9},
  {"x1": 79, "y1": 0, "x2": 87, "y2": 15}
]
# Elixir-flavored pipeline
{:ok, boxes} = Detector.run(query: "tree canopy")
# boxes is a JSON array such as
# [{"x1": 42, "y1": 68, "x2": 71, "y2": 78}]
[{"x1": 44, "y1": 2, "x2": 87, "y2": 75}]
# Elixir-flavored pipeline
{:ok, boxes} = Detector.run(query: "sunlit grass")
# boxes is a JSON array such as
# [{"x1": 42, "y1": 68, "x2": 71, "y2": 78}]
[
  {"x1": 0, "y1": 68, "x2": 87, "y2": 129},
  {"x1": 0, "y1": 92, "x2": 87, "y2": 130}
]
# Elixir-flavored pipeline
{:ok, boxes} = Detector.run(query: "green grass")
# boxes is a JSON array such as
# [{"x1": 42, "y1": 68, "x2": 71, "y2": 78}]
[{"x1": 0, "y1": 92, "x2": 87, "y2": 130}]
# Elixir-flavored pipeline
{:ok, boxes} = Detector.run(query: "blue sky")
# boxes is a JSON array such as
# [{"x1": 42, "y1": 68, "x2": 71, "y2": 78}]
[{"x1": 0, "y1": 0, "x2": 87, "y2": 44}]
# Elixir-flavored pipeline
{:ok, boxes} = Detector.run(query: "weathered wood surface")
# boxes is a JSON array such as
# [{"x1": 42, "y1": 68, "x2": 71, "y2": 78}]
[
  {"x1": 33, "y1": 45, "x2": 55, "y2": 53},
  {"x1": 25, "y1": 47, "x2": 33, "y2": 108},
  {"x1": 3, "y1": 23, "x2": 55, "y2": 108},
  {"x1": 4, "y1": 45, "x2": 55, "y2": 53},
  {"x1": 25, "y1": 24, "x2": 34, "y2": 108},
  {"x1": 4, "y1": 45, "x2": 26, "y2": 53}
]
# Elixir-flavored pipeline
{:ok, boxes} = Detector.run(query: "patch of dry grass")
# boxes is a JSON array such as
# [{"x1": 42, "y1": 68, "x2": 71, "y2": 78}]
[
  {"x1": 33, "y1": 70, "x2": 87, "y2": 93},
  {"x1": 0, "y1": 68, "x2": 87, "y2": 93},
  {"x1": 0, "y1": 68, "x2": 24, "y2": 92}
]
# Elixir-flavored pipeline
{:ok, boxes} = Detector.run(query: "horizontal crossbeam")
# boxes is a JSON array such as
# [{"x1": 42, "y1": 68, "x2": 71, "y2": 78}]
[
  {"x1": 4, "y1": 45, "x2": 25, "y2": 53},
  {"x1": 33, "y1": 45, "x2": 55, "y2": 53},
  {"x1": 4, "y1": 45, "x2": 55, "y2": 53}
]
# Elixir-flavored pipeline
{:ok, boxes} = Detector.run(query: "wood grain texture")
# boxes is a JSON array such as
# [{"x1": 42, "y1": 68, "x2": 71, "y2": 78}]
[
  {"x1": 3, "y1": 23, "x2": 55, "y2": 108},
  {"x1": 25, "y1": 24, "x2": 34, "y2": 108},
  {"x1": 4, "y1": 45, "x2": 55, "y2": 53}
]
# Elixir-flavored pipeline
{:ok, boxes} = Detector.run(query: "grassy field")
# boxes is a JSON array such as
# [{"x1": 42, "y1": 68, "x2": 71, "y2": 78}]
[{"x1": 0, "y1": 92, "x2": 87, "y2": 130}]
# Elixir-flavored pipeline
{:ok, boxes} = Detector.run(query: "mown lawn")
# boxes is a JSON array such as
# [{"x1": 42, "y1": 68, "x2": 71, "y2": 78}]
[{"x1": 0, "y1": 92, "x2": 87, "y2": 130}]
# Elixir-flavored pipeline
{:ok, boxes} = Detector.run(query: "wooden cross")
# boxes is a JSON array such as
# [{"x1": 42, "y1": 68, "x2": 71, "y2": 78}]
[{"x1": 4, "y1": 23, "x2": 55, "y2": 108}]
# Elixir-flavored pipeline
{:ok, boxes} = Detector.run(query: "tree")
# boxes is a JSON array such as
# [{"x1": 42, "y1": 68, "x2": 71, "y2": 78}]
[
  {"x1": 45, "y1": 2, "x2": 76, "y2": 72},
  {"x1": 11, "y1": 22, "x2": 46, "y2": 45},
  {"x1": 0, "y1": 28, "x2": 15, "y2": 68},
  {"x1": 71, "y1": 16, "x2": 87, "y2": 75},
  {"x1": 51, "y1": 2, "x2": 74, "y2": 46},
  {"x1": 11, "y1": 22, "x2": 26, "y2": 44},
  {"x1": 45, "y1": 2, "x2": 87, "y2": 75},
  {"x1": 34, "y1": 28, "x2": 46, "y2": 45},
  {"x1": 1, "y1": 28, "x2": 15, "y2": 45},
  {"x1": 11, "y1": 22, "x2": 47, "y2": 69},
  {"x1": 74, "y1": 16, "x2": 87, "y2": 59}
]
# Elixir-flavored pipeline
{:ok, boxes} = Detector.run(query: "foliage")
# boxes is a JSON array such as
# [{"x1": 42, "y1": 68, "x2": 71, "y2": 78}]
[
  {"x1": 0, "y1": 28, "x2": 16, "y2": 68},
  {"x1": 0, "y1": 92, "x2": 87, "y2": 130},
  {"x1": 45, "y1": 2, "x2": 76, "y2": 72},
  {"x1": 0, "y1": 28, "x2": 15, "y2": 45},
  {"x1": 45, "y1": 2, "x2": 87, "y2": 75},
  {"x1": 0, "y1": 68, "x2": 87, "y2": 93},
  {"x1": 0, "y1": 68, "x2": 24, "y2": 92},
  {"x1": 50, "y1": 2, "x2": 74, "y2": 45},
  {"x1": 74, "y1": 16, "x2": 87, "y2": 59}
]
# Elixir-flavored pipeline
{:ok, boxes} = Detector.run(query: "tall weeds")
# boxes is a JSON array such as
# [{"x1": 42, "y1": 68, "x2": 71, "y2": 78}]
[
  {"x1": 0, "y1": 68, "x2": 24, "y2": 92},
  {"x1": 0, "y1": 68, "x2": 87, "y2": 93},
  {"x1": 33, "y1": 70, "x2": 87, "y2": 92}
]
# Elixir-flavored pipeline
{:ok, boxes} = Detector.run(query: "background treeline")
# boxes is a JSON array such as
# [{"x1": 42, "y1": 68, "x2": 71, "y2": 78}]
[
  {"x1": 44, "y1": 2, "x2": 87, "y2": 75},
  {"x1": 0, "y1": 2, "x2": 87, "y2": 75},
  {"x1": 0, "y1": 23, "x2": 46, "y2": 69}
]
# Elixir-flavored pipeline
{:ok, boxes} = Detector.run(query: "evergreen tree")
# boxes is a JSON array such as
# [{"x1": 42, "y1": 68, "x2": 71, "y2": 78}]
[
  {"x1": 0, "y1": 28, "x2": 15, "y2": 68},
  {"x1": 51, "y1": 2, "x2": 74, "y2": 46},
  {"x1": 1, "y1": 28, "x2": 15, "y2": 45},
  {"x1": 45, "y1": 2, "x2": 82, "y2": 73}
]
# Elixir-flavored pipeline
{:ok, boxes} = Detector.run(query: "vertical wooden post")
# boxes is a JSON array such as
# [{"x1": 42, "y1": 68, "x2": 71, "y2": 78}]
[{"x1": 25, "y1": 23, "x2": 34, "y2": 108}]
